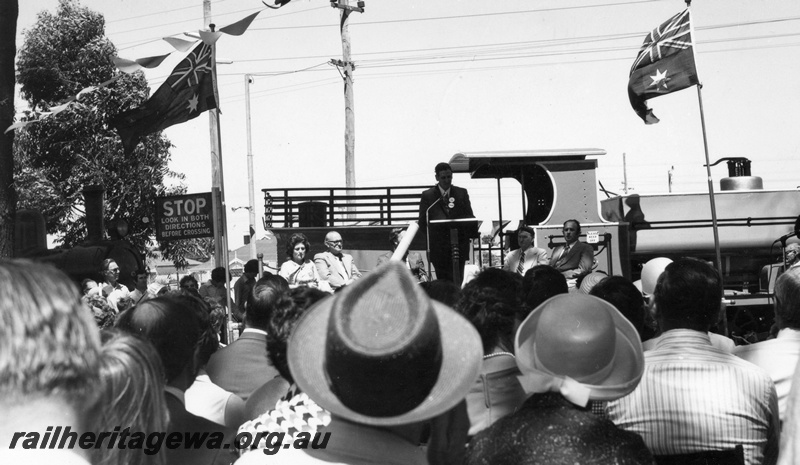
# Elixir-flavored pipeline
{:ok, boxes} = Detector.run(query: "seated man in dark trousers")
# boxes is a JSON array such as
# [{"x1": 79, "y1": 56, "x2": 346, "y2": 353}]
[
  {"x1": 418, "y1": 162, "x2": 477, "y2": 283},
  {"x1": 548, "y1": 219, "x2": 594, "y2": 282}
]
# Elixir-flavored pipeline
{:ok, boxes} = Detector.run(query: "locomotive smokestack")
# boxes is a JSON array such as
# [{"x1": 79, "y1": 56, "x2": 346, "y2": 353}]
[
  {"x1": 83, "y1": 186, "x2": 105, "y2": 243},
  {"x1": 720, "y1": 158, "x2": 763, "y2": 191}
]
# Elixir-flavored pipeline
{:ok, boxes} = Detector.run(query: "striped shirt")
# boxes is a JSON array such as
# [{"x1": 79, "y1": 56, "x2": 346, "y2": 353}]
[{"x1": 606, "y1": 329, "x2": 779, "y2": 465}]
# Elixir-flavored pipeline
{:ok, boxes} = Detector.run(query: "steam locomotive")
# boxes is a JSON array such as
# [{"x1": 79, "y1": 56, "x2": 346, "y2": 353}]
[{"x1": 14, "y1": 186, "x2": 145, "y2": 290}]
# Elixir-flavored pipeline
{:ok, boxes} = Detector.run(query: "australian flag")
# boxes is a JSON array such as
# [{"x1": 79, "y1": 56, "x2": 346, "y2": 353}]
[
  {"x1": 628, "y1": 9, "x2": 699, "y2": 124},
  {"x1": 111, "y1": 42, "x2": 217, "y2": 154}
]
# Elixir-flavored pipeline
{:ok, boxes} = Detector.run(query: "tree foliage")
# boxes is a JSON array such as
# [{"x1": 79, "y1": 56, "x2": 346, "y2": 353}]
[{"x1": 14, "y1": 0, "x2": 210, "y2": 263}]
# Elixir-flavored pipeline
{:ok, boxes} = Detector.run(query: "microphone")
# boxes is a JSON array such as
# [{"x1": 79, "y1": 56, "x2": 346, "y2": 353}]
[
  {"x1": 425, "y1": 196, "x2": 443, "y2": 279},
  {"x1": 775, "y1": 232, "x2": 797, "y2": 244}
]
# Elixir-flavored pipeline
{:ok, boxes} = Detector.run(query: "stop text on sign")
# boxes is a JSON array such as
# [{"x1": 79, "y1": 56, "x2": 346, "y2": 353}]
[{"x1": 155, "y1": 192, "x2": 214, "y2": 241}]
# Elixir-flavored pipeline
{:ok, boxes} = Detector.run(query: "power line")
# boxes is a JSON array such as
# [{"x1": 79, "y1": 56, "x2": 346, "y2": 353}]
[
  {"x1": 113, "y1": 5, "x2": 329, "y2": 50},
  {"x1": 248, "y1": 0, "x2": 663, "y2": 31},
  {"x1": 142, "y1": 30, "x2": 800, "y2": 95},
  {"x1": 220, "y1": 77, "x2": 341, "y2": 104},
  {"x1": 213, "y1": 16, "x2": 800, "y2": 66},
  {"x1": 105, "y1": 0, "x2": 235, "y2": 24},
  {"x1": 105, "y1": 0, "x2": 662, "y2": 50},
  {"x1": 97, "y1": 3, "x2": 800, "y2": 60},
  {"x1": 111, "y1": 4, "x2": 329, "y2": 37},
  {"x1": 214, "y1": 30, "x2": 800, "y2": 78}
]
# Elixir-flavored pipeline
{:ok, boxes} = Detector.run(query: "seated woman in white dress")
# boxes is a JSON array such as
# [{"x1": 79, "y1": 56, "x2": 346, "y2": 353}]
[{"x1": 279, "y1": 233, "x2": 330, "y2": 292}]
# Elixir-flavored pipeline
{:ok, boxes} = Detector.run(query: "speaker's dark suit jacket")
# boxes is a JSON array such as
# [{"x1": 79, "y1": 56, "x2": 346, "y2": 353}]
[
  {"x1": 418, "y1": 184, "x2": 477, "y2": 281},
  {"x1": 205, "y1": 330, "x2": 279, "y2": 401}
]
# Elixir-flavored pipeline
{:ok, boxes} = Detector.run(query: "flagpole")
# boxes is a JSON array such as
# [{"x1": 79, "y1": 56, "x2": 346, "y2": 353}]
[
  {"x1": 205, "y1": 15, "x2": 234, "y2": 339},
  {"x1": 213, "y1": 37, "x2": 233, "y2": 334},
  {"x1": 686, "y1": 1, "x2": 724, "y2": 287},
  {"x1": 245, "y1": 74, "x2": 257, "y2": 262},
  {"x1": 696, "y1": 85, "x2": 723, "y2": 278},
  {"x1": 687, "y1": 3, "x2": 727, "y2": 341}
]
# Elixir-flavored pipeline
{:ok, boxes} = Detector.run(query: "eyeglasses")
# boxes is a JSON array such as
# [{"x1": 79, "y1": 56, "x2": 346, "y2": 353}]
[
  {"x1": 106, "y1": 268, "x2": 120, "y2": 274},
  {"x1": 327, "y1": 240, "x2": 343, "y2": 245}
]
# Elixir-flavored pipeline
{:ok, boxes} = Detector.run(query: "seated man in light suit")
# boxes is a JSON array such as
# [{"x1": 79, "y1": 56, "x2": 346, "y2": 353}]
[
  {"x1": 503, "y1": 225, "x2": 548, "y2": 276},
  {"x1": 315, "y1": 231, "x2": 362, "y2": 291},
  {"x1": 376, "y1": 227, "x2": 428, "y2": 282},
  {"x1": 785, "y1": 243, "x2": 800, "y2": 270},
  {"x1": 549, "y1": 219, "x2": 594, "y2": 279},
  {"x1": 736, "y1": 267, "x2": 800, "y2": 422}
]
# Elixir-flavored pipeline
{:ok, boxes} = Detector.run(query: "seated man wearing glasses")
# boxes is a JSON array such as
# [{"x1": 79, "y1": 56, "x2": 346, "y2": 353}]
[
  {"x1": 785, "y1": 243, "x2": 800, "y2": 271},
  {"x1": 100, "y1": 258, "x2": 130, "y2": 312},
  {"x1": 315, "y1": 231, "x2": 362, "y2": 291}
]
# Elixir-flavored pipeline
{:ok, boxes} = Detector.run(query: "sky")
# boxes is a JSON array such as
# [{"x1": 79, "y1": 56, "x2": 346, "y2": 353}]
[{"x1": 15, "y1": 0, "x2": 800, "y2": 250}]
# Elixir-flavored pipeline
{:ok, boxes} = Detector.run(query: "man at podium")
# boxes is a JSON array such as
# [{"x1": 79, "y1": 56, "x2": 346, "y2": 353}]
[{"x1": 418, "y1": 162, "x2": 478, "y2": 283}]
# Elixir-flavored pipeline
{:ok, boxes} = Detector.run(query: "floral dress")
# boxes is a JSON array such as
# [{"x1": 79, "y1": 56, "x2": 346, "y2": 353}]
[{"x1": 279, "y1": 260, "x2": 328, "y2": 291}]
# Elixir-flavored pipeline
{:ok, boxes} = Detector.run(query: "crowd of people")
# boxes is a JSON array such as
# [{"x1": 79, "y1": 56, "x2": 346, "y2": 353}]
[{"x1": 4, "y1": 229, "x2": 800, "y2": 464}]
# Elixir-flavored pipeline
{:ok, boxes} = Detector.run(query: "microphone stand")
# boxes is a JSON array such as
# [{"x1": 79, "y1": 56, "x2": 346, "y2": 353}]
[{"x1": 425, "y1": 196, "x2": 443, "y2": 280}]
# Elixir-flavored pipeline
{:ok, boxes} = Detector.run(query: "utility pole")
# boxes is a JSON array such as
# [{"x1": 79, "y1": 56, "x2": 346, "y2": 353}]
[
  {"x1": 330, "y1": 0, "x2": 364, "y2": 204},
  {"x1": 622, "y1": 152, "x2": 629, "y2": 195},
  {"x1": 668, "y1": 165, "x2": 674, "y2": 193},
  {"x1": 244, "y1": 74, "x2": 257, "y2": 261}
]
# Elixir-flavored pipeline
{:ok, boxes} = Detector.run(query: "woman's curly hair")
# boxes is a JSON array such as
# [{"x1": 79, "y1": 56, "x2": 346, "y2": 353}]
[{"x1": 455, "y1": 268, "x2": 521, "y2": 354}]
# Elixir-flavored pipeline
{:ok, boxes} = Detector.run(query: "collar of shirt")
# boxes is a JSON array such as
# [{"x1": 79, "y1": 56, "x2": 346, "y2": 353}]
[
  {"x1": 653, "y1": 328, "x2": 713, "y2": 350},
  {"x1": 242, "y1": 328, "x2": 268, "y2": 336},
  {"x1": 164, "y1": 385, "x2": 185, "y2": 405},
  {"x1": 438, "y1": 186, "x2": 449, "y2": 198}
]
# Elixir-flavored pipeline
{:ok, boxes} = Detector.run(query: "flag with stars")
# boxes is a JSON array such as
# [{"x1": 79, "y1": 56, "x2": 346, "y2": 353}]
[
  {"x1": 111, "y1": 42, "x2": 217, "y2": 154},
  {"x1": 628, "y1": 8, "x2": 699, "y2": 124}
]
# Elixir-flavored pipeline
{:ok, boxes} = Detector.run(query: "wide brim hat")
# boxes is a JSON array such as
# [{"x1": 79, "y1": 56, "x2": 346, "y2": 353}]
[
  {"x1": 633, "y1": 257, "x2": 673, "y2": 297},
  {"x1": 288, "y1": 260, "x2": 483, "y2": 426},
  {"x1": 515, "y1": 293, "x2": 644, "y2": 402},
  {"x1": 578, "y1": 271, "x2": 608, "y2": 294}
]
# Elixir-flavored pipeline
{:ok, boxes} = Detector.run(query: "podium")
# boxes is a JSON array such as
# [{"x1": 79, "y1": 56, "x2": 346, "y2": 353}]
[{"x1": 429, "y1": 218, "x2": 480, "y2": 284}]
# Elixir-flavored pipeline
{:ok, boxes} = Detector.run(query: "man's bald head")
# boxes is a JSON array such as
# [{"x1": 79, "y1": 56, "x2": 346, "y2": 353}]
[
  {"x1": 785, "y1": 243, "x2": 800, "y2": 267},
  {"x1": 325, "y1": 231, "x2": 344, "y2": 254},
  {"x1": 775, "y1": 267, "x2": 800, "y2": 330}
]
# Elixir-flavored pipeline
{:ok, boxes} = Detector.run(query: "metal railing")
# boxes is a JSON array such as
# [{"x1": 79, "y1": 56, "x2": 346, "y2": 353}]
[{"x1": 262, "y1": 185, "x2": 430, "y2": 229}]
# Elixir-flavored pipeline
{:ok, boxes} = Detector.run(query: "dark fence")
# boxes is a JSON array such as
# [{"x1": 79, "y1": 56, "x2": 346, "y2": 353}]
[{"x1": 262, "y1": 186, "x2": 430, "y2": 229}]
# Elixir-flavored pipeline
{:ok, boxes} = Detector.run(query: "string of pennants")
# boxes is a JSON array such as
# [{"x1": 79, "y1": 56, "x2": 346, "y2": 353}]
[{"x1": 4, "y1": 7, "x2": 268, "y2": 134}]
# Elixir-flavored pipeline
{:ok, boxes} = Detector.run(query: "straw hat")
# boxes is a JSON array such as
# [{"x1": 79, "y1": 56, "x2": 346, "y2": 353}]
[
  {"x1": 288, "y1": 261, "x2": 483, "y2": 426},
  {"x1": 578, "y1": 271, "x2": 608, "y2": 294},
  {"x1": 515, "y1": 294, "x2": 644, "y2": 404}
]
